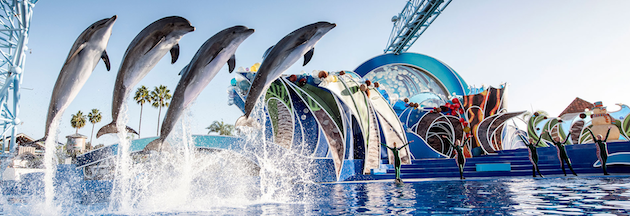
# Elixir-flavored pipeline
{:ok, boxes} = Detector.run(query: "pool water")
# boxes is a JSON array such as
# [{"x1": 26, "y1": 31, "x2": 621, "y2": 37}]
[{"x1": 3, "y1": 176, "x2": 630, "y2": 215}]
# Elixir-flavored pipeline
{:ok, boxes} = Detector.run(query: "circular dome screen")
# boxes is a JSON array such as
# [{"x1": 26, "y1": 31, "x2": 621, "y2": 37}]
[{"x1": 363, "y1": 64, "x2": 449, "y2": 107}]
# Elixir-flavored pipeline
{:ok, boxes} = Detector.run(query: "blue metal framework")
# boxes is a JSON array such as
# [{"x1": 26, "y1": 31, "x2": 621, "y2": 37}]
[
  {"x1": 0, "y1": 0, "x2": 37, "y2": 153},
  {"x1": 384, "y1": 0, "x2": 451, "y2": 54}
]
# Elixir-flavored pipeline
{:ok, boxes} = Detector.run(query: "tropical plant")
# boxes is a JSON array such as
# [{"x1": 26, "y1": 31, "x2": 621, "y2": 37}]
[
  {"x1": 206, "y1": 120, "x2": 234, "y2": 136},
  {"x1": 134, "y1": 85, "x2": 151, "y2": 137},
  {"x1": 70, "y1": 110, "x2": 87, "y2": 134},
  {"x1": 151, "y1": 85, "x2": 172, "y2": 135},
  {"x1": 87, "y1": 109, "x2": 102, "y2": 145}
]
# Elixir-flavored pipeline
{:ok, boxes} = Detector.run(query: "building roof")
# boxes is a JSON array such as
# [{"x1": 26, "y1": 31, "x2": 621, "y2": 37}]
[
  {"x1": 559, "y1": 97, "x2": 594, "y2": 117},
  {"x1": 0, "y1": 133, "x2": 45, "y2": 149}
]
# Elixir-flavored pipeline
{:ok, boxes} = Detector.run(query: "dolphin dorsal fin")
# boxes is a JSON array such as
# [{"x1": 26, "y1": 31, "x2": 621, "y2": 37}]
[
  {"x1": 303, "y1": 47, "x2": 314, "y2": 66},
  {"x1": 67, "y1": 43, "x2": 87, "y2": 64},
  {"x1": 146, "y1": 36, "x2": 165, "y2": 55},
  {"x1": 228, "y1": 54, "x2": 236, "y2": 73},
  {"x1": 178, "y1": 64, "x2": 190, "y2": 76},
  {"x1": 170, "y1": 43, "x2": 180, "y2": 64},
  {"x1": 262, "y1": 45, "x2": 274, "y2": 59},
  {"x1": 101, "y1": 50, "x2": 111, "y2": 71}
]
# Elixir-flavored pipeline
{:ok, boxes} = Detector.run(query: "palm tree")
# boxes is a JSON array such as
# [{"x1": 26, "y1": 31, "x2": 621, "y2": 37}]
[
  {"x1": 87, "y1": 109, "x2": 102, "y2": 145},
  {"x1": 70, "y1": 110, "x2": 87, "y2": 134},
  {"x1": 151, "y1": 85, "x2": 172, "y2": 135},
  {"x1": 206, "y1": 120, "x2": 234, "y2": 136},
  {"x1": 134, "y1": 85, "x2": 151, "y2": 137}
]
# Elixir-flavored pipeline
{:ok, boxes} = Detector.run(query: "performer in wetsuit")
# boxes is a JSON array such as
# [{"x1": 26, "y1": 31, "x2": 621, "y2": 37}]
[
  {"x1": 381, "y1": 142, "x2": 410, "y2": 183},
  {"x1": 518, "y1": 134, "x2": 544, "y2": 177},
  {"x1": 587, "y1": 127, "x2": 611, "y2": 175},
  {"x1": 443, "y1": 136, "x2": 467, "y2": 179},
  {"x1": 545, "y1": 130, "x2": 578, "y2": 176}
]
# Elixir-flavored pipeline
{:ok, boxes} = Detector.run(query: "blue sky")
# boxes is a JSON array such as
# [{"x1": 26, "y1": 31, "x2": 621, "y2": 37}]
[{"x1": 20, "y1": 1, "x2": 630, "y2": 145}]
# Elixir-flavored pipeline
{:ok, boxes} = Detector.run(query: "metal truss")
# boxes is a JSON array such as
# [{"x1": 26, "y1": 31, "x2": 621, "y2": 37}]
[
  {"x1": 384, "y1": 0, "x2": 451, "y2": 54},
  {"x1": 0, "y1": 0, "x2": 37, "y2": 153}
]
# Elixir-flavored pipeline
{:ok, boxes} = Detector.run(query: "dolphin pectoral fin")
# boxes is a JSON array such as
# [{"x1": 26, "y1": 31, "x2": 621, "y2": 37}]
[
  {"x1": 170, "y1": 43, "x2": 180, "y2": 64},
  {"x1": 68, "y1": 43, "x2": 86, "y2": 64},
  {"x1": 228, "y1": 54, "x2": 236, "y2": 73},
  {"x1": 96, "y1": 122, "x2": 118, "y2": 138},
  {"x1": 178, "y1": 64, "x2": 189, "y2": 76},
  {"x1": 146, "y1": 36, "x2": 165, "y2": 55},
  {"x1": 262, "y1": 45, "x2": 274, "y2": 59},
  {"x1": 303, "y1": 47, "x2": 314, "y2": 66},
  {"x1": 101, "y1": 50, "x2": 111, "y2": 71},
  {"x1": 143, "y1": 138, "x2": 172, "y2": 152}
]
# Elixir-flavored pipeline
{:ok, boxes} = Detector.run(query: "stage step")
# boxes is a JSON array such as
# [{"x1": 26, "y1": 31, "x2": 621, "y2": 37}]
[{"x1": 367, "y1": 143, "x2": 630, "y2": 180}]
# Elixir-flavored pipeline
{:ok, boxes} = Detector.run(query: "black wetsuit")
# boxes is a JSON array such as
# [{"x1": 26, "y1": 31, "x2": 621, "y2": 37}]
[
  {"x1": 518, "y1": 135, "x2": 544, "y2": 177},
  {"x1": 587, "y1": 128, "x2": 611, "y2": 175},
  {"x1": 445, "y1": 139, "x2": 466, "y2": 179},
  {"x1": 382, "y1": 142, "x2": 410, "y2": 182},
  {"x1": 546, "y1": 131, "x2": 577, "y2": 176}
]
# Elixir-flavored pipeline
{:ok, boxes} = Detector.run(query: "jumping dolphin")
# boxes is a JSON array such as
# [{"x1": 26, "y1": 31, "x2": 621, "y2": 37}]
[
  {"x1": 235, "y1": 22, "x2": 336, "y2": 127},
  {"x1": 97, "y1": 16, "x2": 195, "y2": 138},
  {"x1": 41, "y1": 15, "x2": 117, "y2": 141},
  {"x1": 143, "y1": 26, "x2": 254, "y2": 152}
]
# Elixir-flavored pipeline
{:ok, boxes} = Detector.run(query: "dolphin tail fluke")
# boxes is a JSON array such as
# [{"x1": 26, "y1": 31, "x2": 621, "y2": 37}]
[
  {"x1": 235, "y1": 115, "x2": 261, "y2": 129},
  {"x1": 96, "y1": 122, "x2": 117, "y2": 138},
  {"x1": 124, "y1": 126, "x2": 139, "y2": 136},
  {"x1": 96, "y1": 122, "x2": 139, "y2": 138},
  {"x1": 143, "y1": 138, "x2": 171, "y2": 152}
]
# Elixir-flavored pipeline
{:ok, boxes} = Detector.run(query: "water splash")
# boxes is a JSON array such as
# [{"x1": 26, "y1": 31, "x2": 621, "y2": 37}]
[
  {"x1": 238, "y1": 95, "x2": 316, "y2": 204},
  {"x1": 43, "y1": 116, "x2": 61, "y2": 214},
  {"x1": 108, "y1": 99, "x2": 133, "y2": 212},
  {"x1": 4, "y1": 95, "x2": 318, "y2": 214},
  {"x1": 101, "y1": 107, "x2": 260, "y2": 213}
]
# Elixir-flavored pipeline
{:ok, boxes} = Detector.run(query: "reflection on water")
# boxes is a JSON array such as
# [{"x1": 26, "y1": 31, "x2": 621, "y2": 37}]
[
  {"x1": 508, "y1": 177, "x2": 630, "y2": 215},
  {"x1": 4, "y1": 176, "x2": 630, "y2": 215},
  {"x1": 316, "y1": 177, "x2": 630, "y2": 215}
]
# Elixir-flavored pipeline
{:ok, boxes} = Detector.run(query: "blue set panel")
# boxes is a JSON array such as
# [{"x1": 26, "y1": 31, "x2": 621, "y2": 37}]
[
  {"x1": 476, "y1": 163, "x2": 511, "y2": 172},
  {"x1": 405, "y1": 131, "x2": 447, "y2": 159},
  {"x1": 230, "y1": 88, "x2": 246, "y2": 114},
  {"x1": 286, "y1": 87, "x2": 319, "y2": 156},
  {"x1": 264, "y1": 112, "x2": 274, "y2": 144},
  {"x1": 338, "y1": 159, "x2": 365, "y2": 181},
  {"x1": 406, "y1": 109, "x2": 426, "y2": 128},
  {"x1": 318, "y1": 129, "x2": 331, "y2": 158}
]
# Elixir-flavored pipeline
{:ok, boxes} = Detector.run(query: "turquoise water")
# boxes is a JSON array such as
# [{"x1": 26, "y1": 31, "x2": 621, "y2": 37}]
[{"x1": 3, "y1": 176, "x2": 630, "y2": 215}]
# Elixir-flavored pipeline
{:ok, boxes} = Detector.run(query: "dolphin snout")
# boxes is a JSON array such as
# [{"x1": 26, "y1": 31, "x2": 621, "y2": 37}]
[
  {"x1": 108, "y1": 15, "x2": 117, "y2": 23},
  {"x1": 104, "y1": 15, "x2": 117, "y2": 26}
]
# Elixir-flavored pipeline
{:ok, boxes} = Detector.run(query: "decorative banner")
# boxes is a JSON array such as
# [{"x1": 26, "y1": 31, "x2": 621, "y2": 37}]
[{"x1": 462, "y1": 87, "x2": 506, "y2": 150}]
